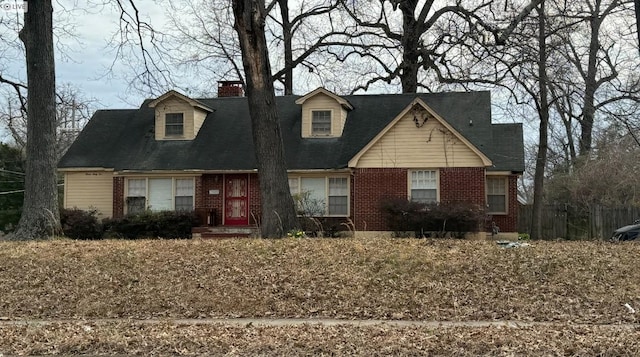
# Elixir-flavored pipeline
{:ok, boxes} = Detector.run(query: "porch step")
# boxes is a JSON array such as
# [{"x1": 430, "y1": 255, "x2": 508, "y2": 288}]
[{"x1": 192, "y1": 226, "x2": 259, "y2": 239}]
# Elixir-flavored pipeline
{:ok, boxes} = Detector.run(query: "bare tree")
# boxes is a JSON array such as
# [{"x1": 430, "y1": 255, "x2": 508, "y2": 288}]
[
  {"x1": 551, "y1": 0, "x2": 639, "y2": 157},
  {"x1": 335, "y1": 0, "x2": 543, "y2": 94},
  {"x1": 547, "y1": 128, "x2": 640, "y2": 206},
  {"x1": 232, "y1": 0, "x2": 299, "y2": 237},
  {"x1": 163, "y1": 0, "x2": 348, "y2": 95},
  {"x1": 10, "y1": 0, "x2": 60, "y2": 240},
  {"x1": 1, "y1": 84, "x2": 95, "y2": 158}
]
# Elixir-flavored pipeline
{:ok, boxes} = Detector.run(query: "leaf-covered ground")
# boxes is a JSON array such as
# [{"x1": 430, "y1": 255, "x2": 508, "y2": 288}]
[{"x1": 1, "y1": 238, "x2": 639, "y2": 355}]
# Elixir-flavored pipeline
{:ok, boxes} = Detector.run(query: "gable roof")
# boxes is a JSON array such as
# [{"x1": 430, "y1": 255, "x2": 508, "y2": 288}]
[
  {"x1": 58, "y1": 91, "x2": 525, "y2": 173},
  {"x1": 348, "y1": 97, "x2": 493, "y2": 167},
  {"x1": 148, "y1": 90, "x2": 214, "y2": 112},
  {"x1": 294, "y1": 87, "x2": 354, "y2": 110}
]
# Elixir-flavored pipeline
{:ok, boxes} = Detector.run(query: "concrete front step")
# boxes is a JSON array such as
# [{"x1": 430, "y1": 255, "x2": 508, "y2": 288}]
[{"x1": 192, "y1": 226, "x2": 259, "y2": 239}]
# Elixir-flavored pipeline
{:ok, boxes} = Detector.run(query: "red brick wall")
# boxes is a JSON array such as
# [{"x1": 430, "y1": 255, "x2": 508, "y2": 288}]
[
  {"x1": 351, "y1": 167, "x2": 519, "y2": 233},
  {"x1": 247, "y1": 174, "x2": 261, "y2": 226},
  {"x1": 439, "y1": 167, "x2": 486, "y2": 205},
  {"x1": 352, "y1": 168, "x2": 408, "y2": 231},
  {"x1": 490, "y1": 174, "x2": 519, "y2": 233},
  {"x1": 112, "y1": 177, "x2": 124, "y2": 218},
  {"x1": 196, "y1": 174, "x2": 224, "y2": 226}
]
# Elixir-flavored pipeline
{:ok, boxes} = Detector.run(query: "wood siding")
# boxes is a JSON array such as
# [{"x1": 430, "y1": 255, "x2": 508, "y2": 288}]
[
  {"x1": 301, "y1": 93, "x2": 348, "y2": 137},
  {"x1": 154, "y1": 97, "x2": 196, "y2": 140},
  {"x1": 193, "y1": 108, "x2": 208, "y2": 136},
  {"x1": 64, "y1": 171, "x2": 114, "y2": 218},
  {"x1": 355, "y1": 110, "x2": 485, "y2": 168}
]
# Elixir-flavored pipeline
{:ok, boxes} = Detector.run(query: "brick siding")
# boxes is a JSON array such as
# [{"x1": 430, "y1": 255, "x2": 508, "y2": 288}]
[
  {"x1": 352, "y1": 168, "x2": 408, "y2": 231},
  {"x1": 439, "y1": 167, "x2": 486, "y2": 205},
  {"x1": 112, "y1": 176, "x2": 124, "y2": 218}
]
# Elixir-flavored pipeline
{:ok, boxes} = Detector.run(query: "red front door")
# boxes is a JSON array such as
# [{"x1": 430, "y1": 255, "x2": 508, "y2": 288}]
[{"x1": 224, "y1": 174, "x2": 249, "y2": 225}]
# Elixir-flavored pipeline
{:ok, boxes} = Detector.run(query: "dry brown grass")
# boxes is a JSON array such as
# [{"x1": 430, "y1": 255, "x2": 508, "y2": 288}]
[
  {"x1": 1, "y1": 238, "x2": 639, "y2": 355},
  {"x1": 1, "y1": 322, "x2": 639, "y2": 356}
]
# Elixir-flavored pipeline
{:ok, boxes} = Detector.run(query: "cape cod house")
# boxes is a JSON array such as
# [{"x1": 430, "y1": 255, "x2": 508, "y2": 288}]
[{"x1": 58, "y1": 82, "x2": 524, "y2": 238}]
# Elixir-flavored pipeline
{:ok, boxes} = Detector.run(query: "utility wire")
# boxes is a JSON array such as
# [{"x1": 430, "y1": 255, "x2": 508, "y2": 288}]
[
  {"x1": 0, "y1": 183, "x2": 64, "y2": 195},
  {"x1": 0, "y1": 169, "x2": 26, "y2": 176}
]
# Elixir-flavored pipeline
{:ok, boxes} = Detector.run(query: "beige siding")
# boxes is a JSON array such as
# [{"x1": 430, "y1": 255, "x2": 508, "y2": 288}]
[
  {"x1": 301, "y1": 93, "x2": 348, "y2": 137},
  {"x1": 355, "y1": 111, "x2": 485, "y2": 168},
  {"x1": 64, "y1": 171, "x2": 114, "y2": 218},
  {"x1": 193, "y1": 108, "x2": 208, "y2": 136},
  {"x1": 154, "y1": 97, "x2": 196, "y2": 140}
]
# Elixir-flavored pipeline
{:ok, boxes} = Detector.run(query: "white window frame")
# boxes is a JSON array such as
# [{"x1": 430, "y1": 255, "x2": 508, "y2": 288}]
[
  {"x1": 409, "y1": 170, "x2": 439, "y2": 204},
  {"x1": 486, "y1": 176, "x2": 508, "y2": 214},
  {"x1": 288, "y1": 175, "x2": 349, "y2": 217},
  {"x1": 311, "y1": 110, "x2": 332, "y2": 136},
  {"x1": 165, "y1": 113, "x2": 185, "y2": 137},
  {"x1": 125, "y1": 177, "x2": 195, "y2": 214}
]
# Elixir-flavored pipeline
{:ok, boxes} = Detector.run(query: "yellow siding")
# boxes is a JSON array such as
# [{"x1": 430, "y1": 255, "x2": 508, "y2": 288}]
[
  {"x1": 355, "y1": 111, "x2": 485, "y2": 168},
  {"x1": 193, "y1": 108, "x2": 208, "y2": 136},
  {"x1": 301, "y1": 93, "x2": 348, "y2": 137},
  {"x1": 154, "y1": 97, "x2": 196, "y2": 140},
  {"x1": 64, "y1": 171, "x2": 114, "y2": 218}
]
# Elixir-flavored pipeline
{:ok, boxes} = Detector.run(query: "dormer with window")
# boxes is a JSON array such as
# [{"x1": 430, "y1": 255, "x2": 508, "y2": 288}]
[
  {"x1": 295, "y1": 88, "x2": 353, "y2": 138},
  {"x1": 148, "y1": 90, "x2": 214, "y2": 140}
]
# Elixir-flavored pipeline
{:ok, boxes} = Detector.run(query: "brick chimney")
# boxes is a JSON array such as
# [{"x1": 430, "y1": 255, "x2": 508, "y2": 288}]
[{"x1": 218, "y1": 81, "x2": 244, "y2": 97}]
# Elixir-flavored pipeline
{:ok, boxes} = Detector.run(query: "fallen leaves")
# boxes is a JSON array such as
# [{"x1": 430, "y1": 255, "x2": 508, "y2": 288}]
[{"x1": 0, "y1": 238, "x2": 639, "y2": 354}]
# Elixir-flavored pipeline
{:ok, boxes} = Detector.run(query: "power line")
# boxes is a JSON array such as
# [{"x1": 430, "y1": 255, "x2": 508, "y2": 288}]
[
  {"x1": 0, "y1": 183, "x2": 64, "y2": 196},
  {"x1": 0, "y1": 169, "x2": 26, "y2": 176}
]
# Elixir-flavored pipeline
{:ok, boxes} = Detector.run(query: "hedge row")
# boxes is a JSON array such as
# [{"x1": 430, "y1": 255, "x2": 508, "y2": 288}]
[
  {"x1": 381, "y1": 198, "x2": 487, "y2": 238},
  {"x1": 60, "y1": 208, "x2": 196, "y2": 240}
]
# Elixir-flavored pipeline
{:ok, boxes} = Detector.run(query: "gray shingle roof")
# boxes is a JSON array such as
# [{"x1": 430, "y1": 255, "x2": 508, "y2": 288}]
[{"x1": 58, "y1": 91, "x2": 524, "y2": 173}]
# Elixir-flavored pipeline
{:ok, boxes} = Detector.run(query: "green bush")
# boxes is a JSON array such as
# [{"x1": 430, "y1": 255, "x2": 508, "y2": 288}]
[
  {"x1": 104, "y1": 210, "x2": 196, "y2": 239},
  {"x1": 60, "y1": 208, "x2": 103, "y2": 240},
  {"x1": 381, "y1": 198, "x2": 486, "y2": 238},
  {"x1": 0, "y1": 209, "x2": 21, "y2": 233}
]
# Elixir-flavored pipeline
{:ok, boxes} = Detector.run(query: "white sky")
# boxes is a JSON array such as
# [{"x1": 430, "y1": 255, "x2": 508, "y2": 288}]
[{"x1": 1, "y1": 1, "x2": 168, "y2": 110}]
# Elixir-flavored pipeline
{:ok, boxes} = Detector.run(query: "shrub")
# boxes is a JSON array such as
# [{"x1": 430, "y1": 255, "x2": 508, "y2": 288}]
[
  {"x1": 104, "y1": 210, "x2": 196, "y2": 239},
  {"x1": 381, "y1": 198, "x2": 486, "y2": 238},
  {"x1": 60, "y1": 208, "x2": 103, "y2": 240}
]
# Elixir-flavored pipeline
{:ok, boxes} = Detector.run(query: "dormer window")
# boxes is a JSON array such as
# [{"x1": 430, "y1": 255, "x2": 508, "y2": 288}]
[
  {"x1": 165, "y1": 113, "x2": 184, "y2": 136},
  {"x1": 295, "y1": 88, "x2": 353, "y2": 138},
  {"x1": 312, "y1": 110, "x2": 331, "y2": 135},
  {"x1": 149, "y1": 90, "x2": 214, "y2": 141}
]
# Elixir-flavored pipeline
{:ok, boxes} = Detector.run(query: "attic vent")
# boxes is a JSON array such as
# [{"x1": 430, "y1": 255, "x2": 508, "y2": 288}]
[{"x1": 218, "y1": 81, "x2": 244, "y2": 97}]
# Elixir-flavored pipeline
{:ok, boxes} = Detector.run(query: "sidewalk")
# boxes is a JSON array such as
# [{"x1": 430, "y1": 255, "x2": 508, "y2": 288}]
[{"x1": 1, "y1": 317, "x2": 638, "y2": 329}]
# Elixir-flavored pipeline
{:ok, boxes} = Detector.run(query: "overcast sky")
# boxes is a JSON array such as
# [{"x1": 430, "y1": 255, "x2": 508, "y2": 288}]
[{"x1": 2, "y1": 1, "x2": 168, "y2": 110}]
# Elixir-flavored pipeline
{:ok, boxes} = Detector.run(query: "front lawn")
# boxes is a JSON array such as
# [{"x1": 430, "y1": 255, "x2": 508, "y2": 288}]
[{"x1": 1, "y1": 238, "x2": 638, "y2": 355}]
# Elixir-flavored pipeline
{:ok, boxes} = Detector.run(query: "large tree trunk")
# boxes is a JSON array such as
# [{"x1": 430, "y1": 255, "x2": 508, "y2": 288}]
[
  {"x1": 579, "y1": 13, "x2": 602, "y2": 156},
  {"x1": 399, "y1": 0, "x2": 420, "y2": 93},
  {"x1": 10, "y1": 0, "x2": 60, "y2": 240},
  {"x1": 531, "y1": 0, "x2": 549, "y2": 240},
  {"x1": 278, "y1": 0, "x2": 294, "y2": 95},
  {"x1": 232, "y1": 0, "x2": 299, "y2": 237}
]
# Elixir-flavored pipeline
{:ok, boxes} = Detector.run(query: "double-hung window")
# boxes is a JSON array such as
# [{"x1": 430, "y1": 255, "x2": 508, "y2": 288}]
[
  {"x1": 289, "y1": 176, "x2": 349, "y2": 216},
  {"x1": 126, "y1": 177, "x2": 195, "y2": 213},
  {"x1": 487, "y1": 177, "x2": 507, "y2": 214},
  {"x1": 126, "y1": 179, "x2": 146, "y2": 214},
  {"x1": 165, "y1": 113, "x2": 184, "y2": 136},
  {"x1": 175, "y1": 178, "x2": 195, "y2": 211},
  {"x1": 410, "y1": 170, "x2": 438, "y2": 204},
  {"x1": 328, "y1": 178, "x2": 348, "y2": 215},
  {"x1": 311, "y1": 110, "x2": 331, "y2": 135}
]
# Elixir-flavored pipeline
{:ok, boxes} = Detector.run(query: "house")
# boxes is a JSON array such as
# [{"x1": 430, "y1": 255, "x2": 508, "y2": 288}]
[{"x1": 58, "y1": 83, "x2": 524, "y2": 238}]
